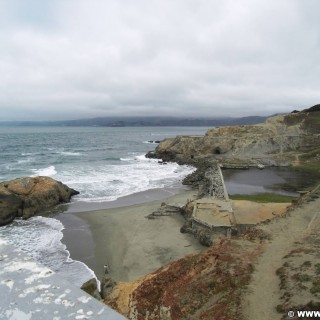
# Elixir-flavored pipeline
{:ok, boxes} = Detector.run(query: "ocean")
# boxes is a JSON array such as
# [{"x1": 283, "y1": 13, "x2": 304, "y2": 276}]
[{"x1": 0, "y1": 126, "x2": 208, "y2": 286}]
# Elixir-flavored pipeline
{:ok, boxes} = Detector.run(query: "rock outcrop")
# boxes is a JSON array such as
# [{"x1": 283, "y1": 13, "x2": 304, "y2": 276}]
[
  {"x1": 0, "y1": 176, "x2": 79, "y2": 226},
  {"x1": 80, "y1": 278, "x2": 102, "y2": 301},
  {"x1": 147, "y1": 107, "x2": 320, "y2": 167}
]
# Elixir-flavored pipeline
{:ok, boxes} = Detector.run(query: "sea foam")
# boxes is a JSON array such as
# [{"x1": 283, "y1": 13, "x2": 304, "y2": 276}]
[
  {"x1": 0, "y1": 216, "x2": 96, "y2": 287},
  {"x1": 32, "y1": 165, "x2": 57, "y2": 177},
  {"x1": 55, "y1": 154, "x2": 194, "y2": 202}
]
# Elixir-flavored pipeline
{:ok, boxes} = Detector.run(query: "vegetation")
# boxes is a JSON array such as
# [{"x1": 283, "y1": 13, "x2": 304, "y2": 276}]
[{"x1": 229, "y1": 193, "x2": 296, "y2": 203}]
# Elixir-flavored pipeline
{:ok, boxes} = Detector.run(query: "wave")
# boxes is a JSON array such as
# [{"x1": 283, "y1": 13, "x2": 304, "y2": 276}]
[
  {"x1": 21, "y1": 152, "x2": 35, "y2": 156},
  {"x1": 17, "y1": 157, "x2": 34, "y2": 164},
  {"x1": 142, "y1": 140, "x2": 161, "y2": 144},
  {"x1": 59, "y1": 151, "x2": 82, "y2": 156},
  {"x1": 55, "y1": 154, "x2": 194, "y2": 202},
  {"x1": 0, "y1": 216, "x2": 96, "y2": 287},
  {"x1": 32, "y1": 165, "x2": 57, "y2": 177}
]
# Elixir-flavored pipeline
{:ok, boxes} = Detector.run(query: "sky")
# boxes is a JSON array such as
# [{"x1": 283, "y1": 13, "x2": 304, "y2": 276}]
[{"x1": 0, "y1": 0, "x2": 320, "y2": 121}]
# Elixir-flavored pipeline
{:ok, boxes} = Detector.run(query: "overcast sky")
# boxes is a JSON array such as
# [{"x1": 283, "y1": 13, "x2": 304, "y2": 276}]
[{"x1": 0, "y1": 0, "x2": 320, "y2": 121}]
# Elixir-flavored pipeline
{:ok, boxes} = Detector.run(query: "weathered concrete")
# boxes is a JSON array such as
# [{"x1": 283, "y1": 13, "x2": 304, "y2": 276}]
[
  {"x1": 0, "y1": 240, "x2": 126, "y2": 320},
  {"x1": 192, "y1": 199, "x2": 235, "y2": 229},
  {"x1": 191, "y1": 164, "x2": 236, "y2": 230}
]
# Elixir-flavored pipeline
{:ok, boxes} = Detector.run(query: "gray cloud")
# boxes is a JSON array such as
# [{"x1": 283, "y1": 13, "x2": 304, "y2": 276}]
[{"x1": 1, "y1": 0, "x2": 320, "y2": 120}]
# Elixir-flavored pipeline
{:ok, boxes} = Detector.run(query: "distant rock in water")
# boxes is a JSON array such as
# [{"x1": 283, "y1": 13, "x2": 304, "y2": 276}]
[{"x1": 0, "y1": 176, "x2": 79, "y2": 226}]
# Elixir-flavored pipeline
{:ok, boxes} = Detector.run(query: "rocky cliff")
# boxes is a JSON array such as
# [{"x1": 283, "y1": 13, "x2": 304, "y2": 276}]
[
  {"x1": 147, "y1": 106, "x2": 320, "y2": 168},
  {"x1": 0, "y1": 176, "x2": 79, "y2": 226}
]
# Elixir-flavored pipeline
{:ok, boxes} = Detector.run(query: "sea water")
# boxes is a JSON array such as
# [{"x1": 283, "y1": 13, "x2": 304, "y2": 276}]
[{"x1": 0, "y1": 126, "x2": 208, "y2": 285}]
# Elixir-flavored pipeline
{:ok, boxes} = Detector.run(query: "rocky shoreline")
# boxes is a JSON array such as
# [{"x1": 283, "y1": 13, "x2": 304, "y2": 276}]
[
  {"x1": 1, "y1": 105, "x2": 319, "y2": 319},
  {"x1": 0, "y1": 176, "x2": 79, "y2": 226},
  {"x1": 100, "y1": 106, "x2": 320, "y2": 319}
]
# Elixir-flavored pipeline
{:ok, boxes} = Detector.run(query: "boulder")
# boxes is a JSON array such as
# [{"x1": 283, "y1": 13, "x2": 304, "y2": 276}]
[
  {"x1": 0, "y1": 186, "x2": 23, "y2": 226},
  {"x1": 80, "y1": 278, "x2": 102, "y2": 301},
  {"x1": 0, "y1": 176, "x2": 79, "y2": 224}
]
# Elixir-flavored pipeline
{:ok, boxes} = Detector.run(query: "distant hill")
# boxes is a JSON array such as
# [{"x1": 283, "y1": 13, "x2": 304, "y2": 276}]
[{"x1": 0, "y1": 115, "x2": 270, "y2": 127}]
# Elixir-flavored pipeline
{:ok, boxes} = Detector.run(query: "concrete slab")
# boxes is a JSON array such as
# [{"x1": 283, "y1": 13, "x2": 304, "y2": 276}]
[{"x1": 193, "y1": 198, "x2": 236, "y2": 227}]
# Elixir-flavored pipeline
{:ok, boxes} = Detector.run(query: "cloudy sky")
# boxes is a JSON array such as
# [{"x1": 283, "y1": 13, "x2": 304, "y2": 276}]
[{"x1": 0, "y1": 0, "x2": 319, "y2": 121}]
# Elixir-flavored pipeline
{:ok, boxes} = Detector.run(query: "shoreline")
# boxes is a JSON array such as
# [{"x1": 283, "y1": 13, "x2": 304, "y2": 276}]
[
  {"x1": 57, "y1": 187, "x2": 204, "y2": 282},
  {"x1": 65, "y1": 185, "x2": 193, "y2": 213},
  {"x1": 56, "y1": 166, "x2": 311, "y2": 284}
]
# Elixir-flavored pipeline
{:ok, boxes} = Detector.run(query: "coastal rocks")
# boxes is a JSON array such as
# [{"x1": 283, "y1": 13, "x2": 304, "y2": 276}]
[
  {"x1": 146, "y1": 202, "x2": 182, "y2": 219},
  {"x1": 0, "y1": 176, "x2": 79, "y2": 225},
  {"x1": 80, "y1": 278, "x2": 102, "y2": 301},
  {"x1": 180, "y1": 220, "x2": 214, "y2": 246},
  {"x1": 149, "y1": 108, "x2": 320, "y2": 166},
  {"x1": 101, "y1": 274, "x2": 117, "y2": 299},
  {"x1": 0, "y1": 187, "x2": 23, "y2": 226}
]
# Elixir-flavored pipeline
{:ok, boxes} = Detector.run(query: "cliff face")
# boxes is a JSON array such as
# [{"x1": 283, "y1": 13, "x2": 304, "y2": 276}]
[{"x1": 149, "y1": 108, "x2": 320, "y2": 166}]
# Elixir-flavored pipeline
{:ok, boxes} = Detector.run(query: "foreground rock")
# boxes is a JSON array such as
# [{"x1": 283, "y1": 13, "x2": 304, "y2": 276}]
[
  {"x1": 0, "y1": 176, "x2": 79, "y2": 226},
  {"x1": 81, "y1": 278, "x2": 102, "y2": 301}
]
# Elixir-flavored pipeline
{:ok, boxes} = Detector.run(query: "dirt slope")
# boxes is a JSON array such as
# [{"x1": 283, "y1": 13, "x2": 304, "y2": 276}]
[{"x1": 242, "y1": 190, "x2": 320, "y2": 320}]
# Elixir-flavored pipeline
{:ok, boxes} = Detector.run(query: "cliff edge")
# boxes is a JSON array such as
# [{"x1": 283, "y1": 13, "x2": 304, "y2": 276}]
[{"x1": 147, "y1": 105, "x2": 320, "y2": 168}]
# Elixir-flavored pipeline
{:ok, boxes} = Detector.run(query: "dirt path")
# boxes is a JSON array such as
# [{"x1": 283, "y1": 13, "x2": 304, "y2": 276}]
[{"x1": 242, "y1": 196, "x2": 320, "y2": 320}]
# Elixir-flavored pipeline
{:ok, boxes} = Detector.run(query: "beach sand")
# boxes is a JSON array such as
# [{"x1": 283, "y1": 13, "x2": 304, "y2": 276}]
[{"x1": 58, "y1": 189, "x2": 204, "y2": 282}]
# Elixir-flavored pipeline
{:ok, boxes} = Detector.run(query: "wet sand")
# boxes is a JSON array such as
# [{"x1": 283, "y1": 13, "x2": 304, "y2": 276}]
[{"x1": 58, "y1": 189, "x2": 204, "y2": 282}]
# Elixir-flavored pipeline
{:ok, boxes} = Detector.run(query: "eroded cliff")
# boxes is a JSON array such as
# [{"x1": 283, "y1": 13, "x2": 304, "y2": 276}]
[{"x1": 148, "y1": 106, "x2": 320, "y2": 168}]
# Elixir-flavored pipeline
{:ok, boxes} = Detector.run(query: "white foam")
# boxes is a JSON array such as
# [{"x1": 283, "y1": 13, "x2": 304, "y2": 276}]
[
  {"x1": 0, "y1": 239, "x2": 8, "y2": 245},
  {"x1": 31, "y1": 165, "x2": 57, "y2": 177},
  {"x1": 142, "y1": 140, "x2": 159, "y2": 144},
  {"x1": 17, "y1": 157, "x2": 33, "y2": 164},
  {"x1": 0, "y1": 217, "x2": 96, "y2": 287},
  {"x1": 21, "y1": 152, "x2": 34, "y2": 156},
  {"x1": 59, "y1": 152, "x2": 82, "y2": 156},
  {"x1": 55, "y1": 154, "x2": 194, "y2": 202}
]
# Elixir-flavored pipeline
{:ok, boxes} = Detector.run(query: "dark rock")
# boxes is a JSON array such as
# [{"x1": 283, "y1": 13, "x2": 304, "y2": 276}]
[
  {"x1": 147, "y1": 202, "x2": 182, "y2": 218},
  {"x1": 198, "y1": 229, "x2": 213, "y2": 247},
  {"x1": 302, "y1": 104, "x2": 320, "y2": 113},
  {"x1": 100, "y1": 274, "x2": 117, "y2": 299},
  {"x1": 0, "y1": 176, "x2": 79, "y2": 225},
  {"x1": 81, "y1": 278, "x2": 102, "y2": 301},
  {"x1": 180, "y1": 220, "x2": 192, "y2": 233},
  {"x1": 0, "y1": 186, "x2": 23, "y2": 226}
]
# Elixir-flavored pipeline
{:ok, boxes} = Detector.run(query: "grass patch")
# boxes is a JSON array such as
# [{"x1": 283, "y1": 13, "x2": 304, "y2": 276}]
[
  {"x1": 293, "y1": 162, "x2": 320, "y2": 177},
  {"x1": 229, "y1": 193, "x2": 296, "y2": 203}
]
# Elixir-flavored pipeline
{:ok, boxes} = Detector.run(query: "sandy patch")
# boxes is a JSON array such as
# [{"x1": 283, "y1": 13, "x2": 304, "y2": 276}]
[{"x1": 232, "y1": 200, "x2": 290, "y2": 224}]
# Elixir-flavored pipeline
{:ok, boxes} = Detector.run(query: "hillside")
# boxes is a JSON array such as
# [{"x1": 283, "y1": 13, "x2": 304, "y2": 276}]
[
  {"x1": 0, "y1": 115, "x2": 269, "y2": 127},
  {"x1": 103, "y1": 187, "x2": 320, "y2": 320},
  {"x1": 147, "y1": 105, "x2": 320, "y2": 174},
  {"x1": 100, "y1": 105, "x2": 320, "y2": 319}
]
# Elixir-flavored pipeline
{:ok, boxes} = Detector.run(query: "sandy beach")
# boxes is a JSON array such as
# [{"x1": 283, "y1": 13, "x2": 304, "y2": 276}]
[{"x1": 58, "y1": 188, "x2": 204, "y2": 282}]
